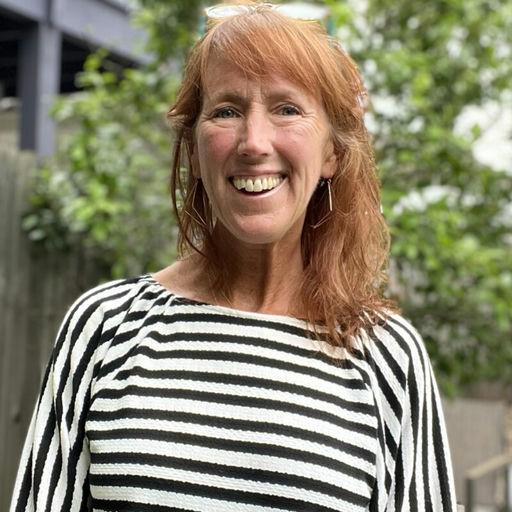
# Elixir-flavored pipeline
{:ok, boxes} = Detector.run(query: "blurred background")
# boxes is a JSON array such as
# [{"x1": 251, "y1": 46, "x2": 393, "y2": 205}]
[{"x1": 0, "y1": 0, "x2": 511, "y2": 510}]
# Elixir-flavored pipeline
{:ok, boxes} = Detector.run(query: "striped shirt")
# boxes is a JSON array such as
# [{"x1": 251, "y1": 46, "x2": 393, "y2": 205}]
[{"x1": 11, "y1": 274, "x2": 457, "y2": 512}]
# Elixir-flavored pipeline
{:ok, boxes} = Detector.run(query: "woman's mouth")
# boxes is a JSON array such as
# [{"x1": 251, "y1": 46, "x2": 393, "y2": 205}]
[{"x1": 229, "y1": 175, "x2": 285, "y2": 194}]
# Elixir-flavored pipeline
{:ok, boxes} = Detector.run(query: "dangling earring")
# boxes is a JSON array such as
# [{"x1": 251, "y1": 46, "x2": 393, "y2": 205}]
[
  {"x1": 310, "y1": 178, "x2": 333, "y2": 229},
  {"x1": 184, "y1": 178, "x2": 208, "y2": 228}
]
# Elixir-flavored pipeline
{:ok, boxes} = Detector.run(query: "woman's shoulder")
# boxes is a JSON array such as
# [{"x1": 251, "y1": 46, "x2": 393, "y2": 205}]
[
  {"x1": 356, "y1": 311, "x2": 433, "y2": 386},
  {"x1": 55, "y1": 274, "x2": 161, "y2": 342},
  {"x1": 354, "y1": 312, "x2": 438, "y2": 429},
  {"x1": 48, "y1": 274, "x2": 167, "y2": 373},
  {"x1": 65, "y1": 274, "x2": 153, "y2": 317},
  {"x1": 362, "y1": 311, "x2": 428, "y2": 356}
]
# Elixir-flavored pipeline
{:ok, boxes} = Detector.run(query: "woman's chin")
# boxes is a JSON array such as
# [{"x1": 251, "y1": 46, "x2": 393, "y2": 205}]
[{"x1": 217, "y1": 217, "x2": 302, "y2": 247}]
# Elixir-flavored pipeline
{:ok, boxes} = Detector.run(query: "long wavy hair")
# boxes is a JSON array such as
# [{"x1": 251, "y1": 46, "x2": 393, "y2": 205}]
[{"x1": 167, "y1": 2, "x2": 396, "y2": 349}]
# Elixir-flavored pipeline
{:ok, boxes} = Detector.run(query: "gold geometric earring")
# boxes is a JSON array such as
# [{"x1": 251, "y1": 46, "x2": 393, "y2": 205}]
[
  {"x1": 184, "y1": 178, "x2": 208, "y2": 228},
  {"x1": 310, "y1": 178, "x2": 333, "y2": 229}
]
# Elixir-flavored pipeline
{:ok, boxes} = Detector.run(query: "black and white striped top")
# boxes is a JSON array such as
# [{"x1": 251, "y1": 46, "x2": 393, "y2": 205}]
[{"x1": 11, "y1": 274, "x2": 456, "y2": 512}]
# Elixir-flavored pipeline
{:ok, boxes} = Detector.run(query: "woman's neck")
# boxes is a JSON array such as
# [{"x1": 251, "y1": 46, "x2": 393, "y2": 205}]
[
  {"x1": 155, "y1": 230, "x2": 306, "y2": 317},
  {"x1": 209, "y1": 235, "x2": 305, "y2": 315}
]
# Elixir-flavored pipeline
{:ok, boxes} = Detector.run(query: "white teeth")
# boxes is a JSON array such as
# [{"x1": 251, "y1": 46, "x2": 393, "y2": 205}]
[{"x1": 231, "y1": 176, "x2": 284, "y2": 193}]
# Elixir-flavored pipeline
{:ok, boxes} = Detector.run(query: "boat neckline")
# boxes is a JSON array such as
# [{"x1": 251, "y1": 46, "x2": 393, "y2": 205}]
[{"x1": 143, "y1": 273, "x2": 313, "y2": 327}]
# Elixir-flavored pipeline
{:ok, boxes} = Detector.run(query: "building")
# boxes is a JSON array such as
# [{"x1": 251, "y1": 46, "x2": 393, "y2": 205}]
[{"x1": 0, "y1": 0, "x2": 148, "y2": 158}]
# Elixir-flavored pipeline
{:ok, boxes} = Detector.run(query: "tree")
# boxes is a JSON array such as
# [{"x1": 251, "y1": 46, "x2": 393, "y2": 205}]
[
  {"x1": 326, "y1": 0, "x2": 512, "y2": 393},
  {"x1": 24, "y1": 0, "x2": 512, "y2": 393}
]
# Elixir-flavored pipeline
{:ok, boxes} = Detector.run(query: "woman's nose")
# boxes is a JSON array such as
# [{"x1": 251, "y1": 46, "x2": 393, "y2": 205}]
[{"x1": 237, "y1": 111, "x2": 274, "y2": 157}]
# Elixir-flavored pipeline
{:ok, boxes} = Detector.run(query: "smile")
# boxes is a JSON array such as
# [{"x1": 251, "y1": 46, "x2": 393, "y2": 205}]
[{"x1": 229, "y1": 175, "x2": 285, "y2": 194}]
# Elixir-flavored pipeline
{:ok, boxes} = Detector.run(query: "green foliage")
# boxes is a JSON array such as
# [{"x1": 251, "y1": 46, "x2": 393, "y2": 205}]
[
  {"x1": 23, "y1": 1, "x2": 203, "y2": 277},
  {"x1": 24, "y1": 53, "x2": 176, "y2": 276},
  {"x1": 327, "y1": 0, "x2": 512, "y2": 393},
  {"x1": 24, "y1": 0, "x2": 512, "y2": 392},
  {"x1": 133, "y1": 0, "x2": 203, "y2": 62}
]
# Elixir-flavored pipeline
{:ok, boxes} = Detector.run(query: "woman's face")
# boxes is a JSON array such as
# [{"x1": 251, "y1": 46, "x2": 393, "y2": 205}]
[{"x1": 193, "y1": 58, "x2": 336, "y2": 247}]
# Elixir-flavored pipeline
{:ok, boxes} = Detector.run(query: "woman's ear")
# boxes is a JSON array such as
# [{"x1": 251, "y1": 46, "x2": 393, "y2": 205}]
[
  {"x1": 190, "y1": 138, "x2": 201, "y2": 179},
  {"x1": 322, "y1": 141, "x2": 337, "y2": 180}
]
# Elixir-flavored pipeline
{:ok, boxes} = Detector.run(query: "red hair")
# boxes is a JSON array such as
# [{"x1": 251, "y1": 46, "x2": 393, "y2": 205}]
[{"x1": 168, "y1": 2, "x2": 395, "y2": 348}]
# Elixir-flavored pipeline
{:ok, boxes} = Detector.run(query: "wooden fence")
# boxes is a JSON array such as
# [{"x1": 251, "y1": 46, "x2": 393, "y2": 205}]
[{"x1": 0, "y1": 149, "x2": 102, "y2": 510}]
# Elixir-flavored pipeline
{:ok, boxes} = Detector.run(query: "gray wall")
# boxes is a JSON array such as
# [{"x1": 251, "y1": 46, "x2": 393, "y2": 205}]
[{"x1": 0, "y1": 0, "x2": 148, "y2": 61}]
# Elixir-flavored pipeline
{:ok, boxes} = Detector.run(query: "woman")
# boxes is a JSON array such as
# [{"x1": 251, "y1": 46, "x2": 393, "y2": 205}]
[{"x1": 11, "y1": 3, "x2": 457, "y2": 511}]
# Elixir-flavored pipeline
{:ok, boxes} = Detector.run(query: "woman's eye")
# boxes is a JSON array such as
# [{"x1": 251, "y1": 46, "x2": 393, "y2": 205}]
[
  {"x1": 214, "y1": 107, "x2": 239, "y2": 119},
  {"x1": 279, "y1": 105, "x2": 301, "y2": 116}
]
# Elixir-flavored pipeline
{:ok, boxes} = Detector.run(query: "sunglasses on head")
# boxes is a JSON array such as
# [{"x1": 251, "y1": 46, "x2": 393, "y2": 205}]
[
  {"x1": 203, "y1": 2, "x2": 334, "y2": 34},
  {"x1": 205, "y1": 2, "x2": 330, "y2": 20}
]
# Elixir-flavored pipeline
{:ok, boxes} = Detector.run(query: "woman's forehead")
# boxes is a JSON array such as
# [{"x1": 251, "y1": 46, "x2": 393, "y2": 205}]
[{"x1": 201, "y1": 57, "x2": 319, "y2": 103}]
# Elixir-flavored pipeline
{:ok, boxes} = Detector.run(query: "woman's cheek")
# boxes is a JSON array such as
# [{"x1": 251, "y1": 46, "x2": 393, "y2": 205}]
[
  {"x1": 200, "y1": 126, "x2": 238, "y2": 163},
  {"x1": 275, "y1": 131, "x2": 303, "y2": 159}
]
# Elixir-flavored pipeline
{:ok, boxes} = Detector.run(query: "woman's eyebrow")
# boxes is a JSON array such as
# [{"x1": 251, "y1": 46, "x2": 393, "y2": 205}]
[
  {"x1": 204, "y1": 91, "x2": 248, "y2": 106},
  {"x1": 264, "y1": 87, "x2": 301, "y2": 99},
  {"x1": 203, "y1": 87, "x2": 308, "y2": 108}
]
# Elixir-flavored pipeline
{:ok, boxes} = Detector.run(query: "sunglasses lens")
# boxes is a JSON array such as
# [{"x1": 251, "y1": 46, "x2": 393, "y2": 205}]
[
  {"x1": 277, "y1": 4, "x2": 329, "y2": 20},
  {"x1": 205, "y1": 5, "x2": 252, "y2": 19}
]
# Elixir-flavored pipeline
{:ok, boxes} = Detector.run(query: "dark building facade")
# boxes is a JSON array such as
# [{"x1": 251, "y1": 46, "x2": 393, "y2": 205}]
[{"x1": 0, "y1": 0, "x2": 148, "y2": 157}]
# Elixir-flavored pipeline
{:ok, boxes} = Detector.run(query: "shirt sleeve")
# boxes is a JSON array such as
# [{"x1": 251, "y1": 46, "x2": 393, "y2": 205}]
[
  {"x1": 366, "y1": 314, "x2": 457, "y2": 512},
  {"x1": 9, "y1": 281, "x2": 124, "y2": 512}
]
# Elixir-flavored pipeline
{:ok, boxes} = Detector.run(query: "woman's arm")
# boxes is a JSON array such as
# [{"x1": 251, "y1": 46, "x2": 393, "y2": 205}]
[
  {"x1": 366, "y1": 315, "x2": 457, "y2": 511},
  {"x1": 9, "y1": 279, "x2": 131, "y2": 512}
]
